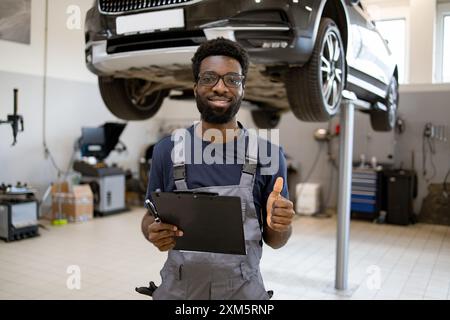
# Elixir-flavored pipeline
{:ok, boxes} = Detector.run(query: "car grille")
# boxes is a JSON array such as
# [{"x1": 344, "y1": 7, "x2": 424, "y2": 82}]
[
  {"x1": 99, "y1": 0, "x2": 195, "y2": 13},
  {"x1": 107, "y1": 30, "x2": 206, "y2": 54}
]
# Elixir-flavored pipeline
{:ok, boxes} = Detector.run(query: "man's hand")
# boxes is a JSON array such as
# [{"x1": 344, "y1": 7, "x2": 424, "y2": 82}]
[
  {"x1": 266, "y1": 177, "x2": 295, "y2": 233},
  {"x1": 147, "y1": 222, "x2": 183, "y2": 252}
]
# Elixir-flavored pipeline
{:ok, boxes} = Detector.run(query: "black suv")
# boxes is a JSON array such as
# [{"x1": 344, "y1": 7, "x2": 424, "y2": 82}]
[{"x1": 85, "y1": 0, "x2": 398, "y2": 131}]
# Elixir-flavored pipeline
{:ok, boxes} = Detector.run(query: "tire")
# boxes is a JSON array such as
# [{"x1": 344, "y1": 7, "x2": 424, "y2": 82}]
[
  {"x1": 285, "y1": 18, "x2": 346, "y2": 122},
  {"x1": 370, "y1": 77, "x2": 399, "y2": 132},
  {"x1": 98, "y1": 77, "x2": 169, "y2": 120},
  {"x1": 251, "y1": 109, "x2": 281, "y2": 129}
]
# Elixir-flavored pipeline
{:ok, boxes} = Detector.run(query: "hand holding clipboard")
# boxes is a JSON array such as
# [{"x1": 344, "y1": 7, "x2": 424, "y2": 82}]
[
  {"x1": 145, "y1": 198, "x2": 184, "y2": 252},
  {"x1": 150, "y1": 191, "x2": 246, "y2": 255}
]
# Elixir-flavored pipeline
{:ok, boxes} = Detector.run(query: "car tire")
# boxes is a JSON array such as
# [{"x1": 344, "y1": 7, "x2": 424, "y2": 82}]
[
  {"x1": 285, "y1": 18, "x2": 346, "y2": 122},
  {"x1": 370, "y1": 77, "x2": 399, "y2": 132},
  {"x1": 98, "y1": 77, "x2": 169, "y2": 120},
  {"x1": 251, "y1": 109, "x2": 281, "y2": 129}
]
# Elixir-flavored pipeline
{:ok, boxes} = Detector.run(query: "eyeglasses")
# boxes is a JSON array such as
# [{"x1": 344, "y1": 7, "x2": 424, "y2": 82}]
[{"x1": 197, "y1": 72, "x2": 245, "y2": 88}]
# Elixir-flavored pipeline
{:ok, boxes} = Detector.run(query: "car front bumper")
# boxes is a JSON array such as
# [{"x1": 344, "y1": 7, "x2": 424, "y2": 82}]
[
  {"x1": 86, "y1": 40, "x2": 198, "y2": 74},
  {"x1": 85, "y1": 0, "x2": 317, "y2": 75}
]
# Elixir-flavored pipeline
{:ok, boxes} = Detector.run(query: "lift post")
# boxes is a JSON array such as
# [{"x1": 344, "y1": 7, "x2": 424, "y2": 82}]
[{"x1": 335, "y1": 91, "x2": 371, "y2": 291}]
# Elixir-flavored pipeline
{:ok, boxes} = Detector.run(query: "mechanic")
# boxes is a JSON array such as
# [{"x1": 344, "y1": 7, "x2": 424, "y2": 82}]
[{"x1": 141, "y1": 38, "x2": 295, "y2": 300}]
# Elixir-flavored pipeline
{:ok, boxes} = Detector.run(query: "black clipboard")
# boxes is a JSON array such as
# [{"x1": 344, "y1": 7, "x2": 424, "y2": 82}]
[{"x1": 151, "y1": 191, "x2": 246, "y2": 255}]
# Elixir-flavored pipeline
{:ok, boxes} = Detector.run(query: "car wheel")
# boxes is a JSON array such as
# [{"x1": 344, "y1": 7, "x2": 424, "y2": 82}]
[
  {"x1": 285, "y1": 18, "x2": 345, "y2": 122},
  {"x1": 251, "y1": 109, "x2": 281, "y2": 129},
  {"x1": 370, "y1": 77, "x2": 399, "y2": 132},
  {"x1": 98, "y1": 77, "x2": 169, "y2": 120}
]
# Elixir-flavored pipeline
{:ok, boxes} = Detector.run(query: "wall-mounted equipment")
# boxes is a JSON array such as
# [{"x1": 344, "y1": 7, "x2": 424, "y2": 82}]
[
  {"x1": 0, "y1": 89, "x2": 24, "y2": 146},
  {"x1": 424, "y1": 122, "x2": 448, "y2": 142},
  {"x1": 422, "y1": 122, "x2": 448, "y2": 182}
]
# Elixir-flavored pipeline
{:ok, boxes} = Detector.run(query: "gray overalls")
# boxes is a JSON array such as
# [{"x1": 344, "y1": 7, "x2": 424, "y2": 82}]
[{"x1": 152, "y1": 126, "x2": 270, "y2": 300}]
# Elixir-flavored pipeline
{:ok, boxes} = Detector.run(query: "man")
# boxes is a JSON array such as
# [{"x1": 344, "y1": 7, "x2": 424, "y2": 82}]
[{"x1": 141, "y1": 38, "x2": 295, "y2": 300}]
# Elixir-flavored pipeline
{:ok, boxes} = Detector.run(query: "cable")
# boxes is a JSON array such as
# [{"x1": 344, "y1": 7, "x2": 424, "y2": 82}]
[
  {"x1": 40, "y1": 0, "x2": 75, "y2": 181},
  {"x1": 42, "y1": 0, "x2": 49, "y2": 158},
  {"x1": 62, "y1": 144, "x2": 79, "y2": 182},
  {"x1": 445, "y1": 141, "x2": 450, "y2": 198},
  {"x1": 422, "y1": 125, "x2": 437, "y2": 183},
  {"x1": 43, "y1": 137, "x2": 79, "y2": 181},
  {"x1": 443, "y1": 168, "x2": 450, "y2": 198},
  {"x1": 321, "y1": 120, "x2": 338, "y2": 214},
  {"x1": 41, "y1": 0, "x2": 63, "y2": 178},
  {"x1": 324, "y1": 158, "x2": 336, "y2": 209},
  {"x1": 44, "y1": 145, "x2": 64, "y2": 178},
  {"x1": 427, "y1": 139, "x2": 437, "y2": 181}
]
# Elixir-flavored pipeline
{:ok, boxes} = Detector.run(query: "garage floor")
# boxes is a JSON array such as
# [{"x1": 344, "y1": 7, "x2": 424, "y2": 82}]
[{"x1": 0, "y1": 208, "x2": 449, "y2": 300}]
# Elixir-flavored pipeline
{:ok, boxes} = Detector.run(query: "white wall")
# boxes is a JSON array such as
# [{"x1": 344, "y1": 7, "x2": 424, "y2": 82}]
[
  {"x1": 0, "y1": 0, "x2": 170, "y2": 197},
  {"x1": 46, "y1": 0, "x2": 96, "y2": 83},
  {"x1": 0, "y1": 0, "x2": 95, "y2": 82},
  {"x1": 0, "y1": 0, "x2": 45, "y2": 76},
  {"x1": 0, "y1": 0, "x2": 256, "y2": 197},
  {"x1": 409, "y1": 0, "x2": 436, "y2": 83}
]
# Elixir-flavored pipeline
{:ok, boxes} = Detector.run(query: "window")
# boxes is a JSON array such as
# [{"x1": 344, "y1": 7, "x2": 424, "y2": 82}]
[
  {"x1": 375, "y1": 19, "x2": 406, "y2": 84},
  {"x1": 443, "y1": 15, "x2": 450, "y2": 82},
  {"x1": 436, "y1": 2, "x2": 450, "y2": 83}
]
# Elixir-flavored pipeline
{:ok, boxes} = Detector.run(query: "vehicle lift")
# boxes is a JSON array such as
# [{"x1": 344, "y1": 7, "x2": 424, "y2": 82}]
[{"x1": 334, "y1": 90, "x2": 382, "y2": 294}]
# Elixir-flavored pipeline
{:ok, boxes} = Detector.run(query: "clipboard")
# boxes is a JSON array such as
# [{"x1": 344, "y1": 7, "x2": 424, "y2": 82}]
[{"x1": 151, "y1": 191, "x2": 246, "y2": 255}]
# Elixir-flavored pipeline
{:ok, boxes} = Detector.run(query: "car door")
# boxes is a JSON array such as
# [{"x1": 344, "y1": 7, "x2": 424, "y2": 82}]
[{"x1": 346, "y1": 1, "x2": 394, "y2": 94}]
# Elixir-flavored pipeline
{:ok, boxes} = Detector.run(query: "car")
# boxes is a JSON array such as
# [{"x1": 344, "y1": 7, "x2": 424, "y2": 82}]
[{"x1": 84, "y1": 0, "x2": 399, "y2": 131}]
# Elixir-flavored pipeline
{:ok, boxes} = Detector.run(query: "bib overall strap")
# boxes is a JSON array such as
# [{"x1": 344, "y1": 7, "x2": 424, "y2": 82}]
[
  {"x1": 173, "y1": 128, "x2": 188, "y2": 191},
  {"x1": 239, "y1": 131, "x2": 258, "y2": 187}
]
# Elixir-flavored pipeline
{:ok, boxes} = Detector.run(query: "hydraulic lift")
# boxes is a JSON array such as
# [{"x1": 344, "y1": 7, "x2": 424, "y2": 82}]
[{"x1": 335, "y1": 90, "x2": 377, "y2": 293}]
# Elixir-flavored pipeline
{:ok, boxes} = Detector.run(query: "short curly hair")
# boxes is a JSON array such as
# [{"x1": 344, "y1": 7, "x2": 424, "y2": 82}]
[{"x1": 191, "y1": 37, "x2": 250, "y2": 83}]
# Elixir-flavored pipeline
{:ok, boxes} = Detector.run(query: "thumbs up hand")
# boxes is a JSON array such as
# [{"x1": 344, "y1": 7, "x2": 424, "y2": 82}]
[{"x1": 266, "y1": 177, "x2": 295, "y2": 232}]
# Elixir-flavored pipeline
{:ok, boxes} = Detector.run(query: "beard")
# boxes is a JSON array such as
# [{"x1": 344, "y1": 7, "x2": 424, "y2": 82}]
[{"x1": 196, "y1": 93, "x2": 242, "y2": 124}]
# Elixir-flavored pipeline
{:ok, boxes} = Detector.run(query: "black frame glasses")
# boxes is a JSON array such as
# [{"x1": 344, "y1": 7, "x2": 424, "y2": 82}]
[{"x1": 197, "y1": 72, "x2": 245, "y2": 88}]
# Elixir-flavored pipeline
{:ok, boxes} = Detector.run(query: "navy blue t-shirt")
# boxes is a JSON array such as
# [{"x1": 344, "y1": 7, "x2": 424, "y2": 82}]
[{"x1": 146, "y1": 123, "x2": 288, "y2": 228}]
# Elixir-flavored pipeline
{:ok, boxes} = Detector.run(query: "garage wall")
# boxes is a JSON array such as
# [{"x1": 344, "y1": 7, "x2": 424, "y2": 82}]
[
  {"x1": 0, "y1": 0, "x2": 186, "y2": 197},
  {"x1": 395, "y1": 85, "x2": 450, "y2": 214},
  {"x1": 277, "y1": 114, "x2": 340, "y2": 210},
  {"x1": 276, "y1": 108, "x2": 397, "y2": 211},
  {"x1": 0, "y1": 70, "x2": 253, "y2": 198},
  {"x1": 0, "y1": 70, "x2": 169, "y2": 197},
  {"x1": 45, "y1": 0, "x2": 96, "y2": 83},
  {"x1": 277, "y1": 84, "x2": 450, "y2": 216},
  {"x1": 0, "y1": 0, "x2": 256, "y2": 199},
  {"x1": 1, "y1": 0, "x2": 448, "y2": 217}
]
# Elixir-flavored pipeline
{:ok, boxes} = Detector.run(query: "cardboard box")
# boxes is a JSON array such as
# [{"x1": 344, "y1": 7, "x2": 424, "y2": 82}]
[{"x1": 51, "y1": 183, "x2": 93, "y2": 222}]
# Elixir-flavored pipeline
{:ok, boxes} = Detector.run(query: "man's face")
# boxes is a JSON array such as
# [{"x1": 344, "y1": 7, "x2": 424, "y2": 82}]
[{"x1": 194, "y1": 55, "x2": 244, "y2": 124}]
